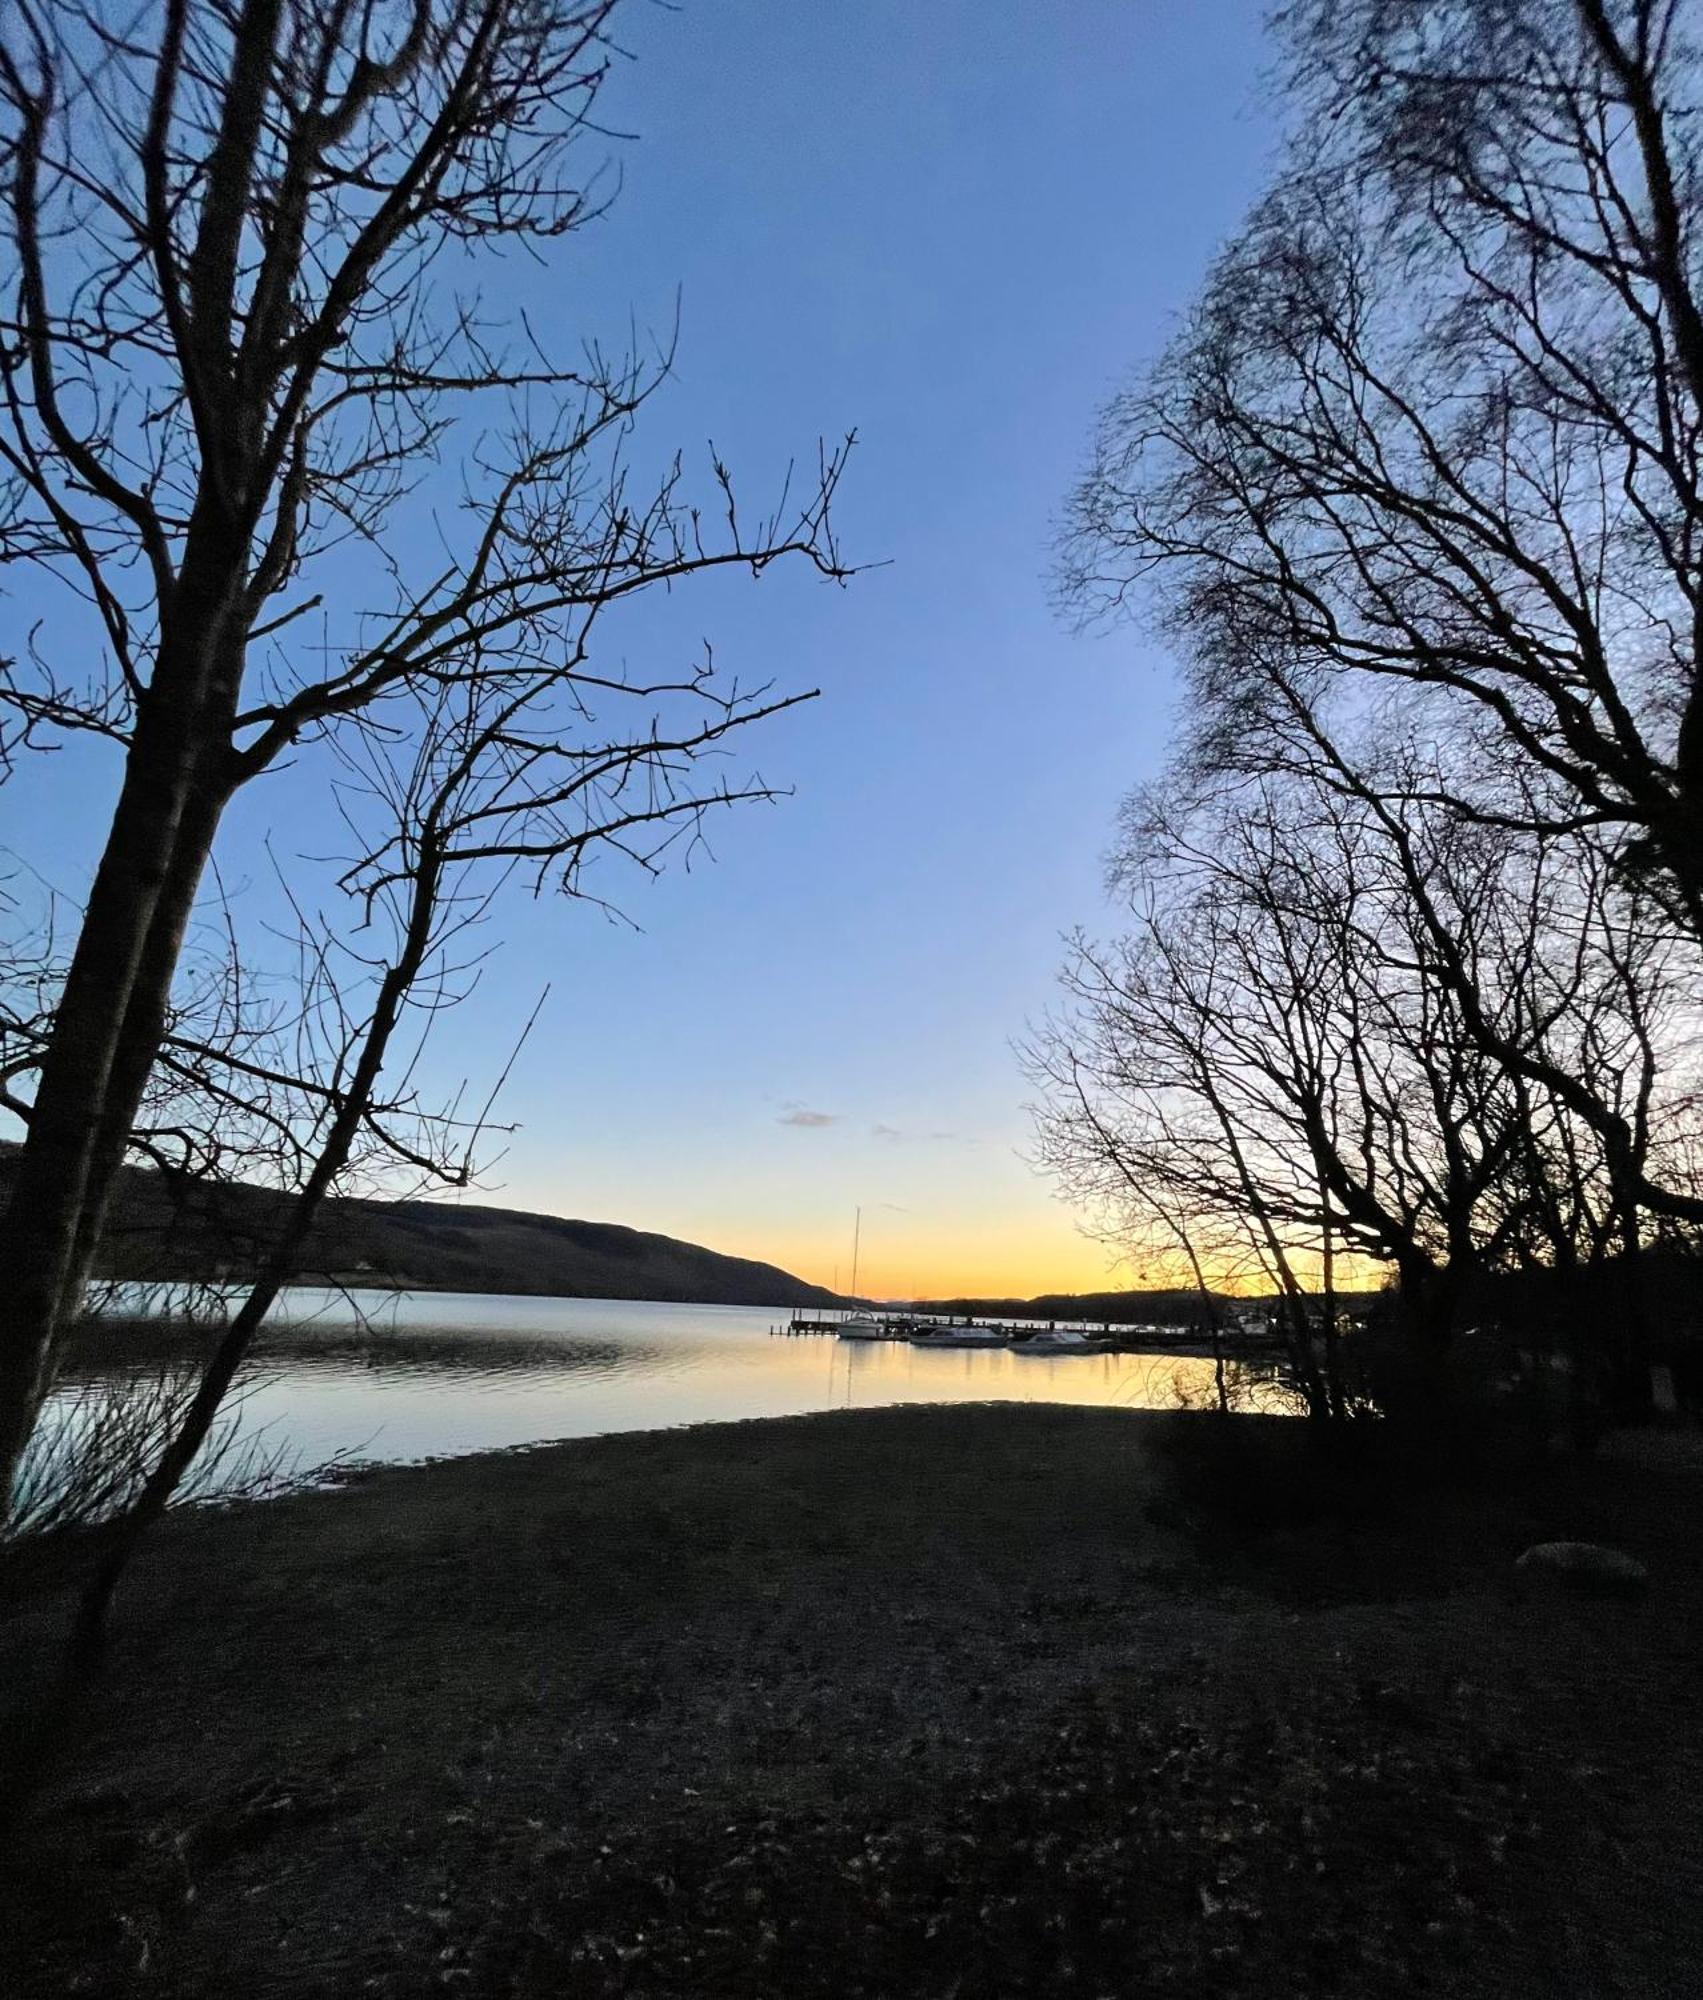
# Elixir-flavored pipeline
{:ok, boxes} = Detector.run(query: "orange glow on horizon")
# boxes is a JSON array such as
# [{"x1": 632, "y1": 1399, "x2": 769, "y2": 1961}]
[
  {"x1": 692, "y1": 1216, "x2": 1114, "y2": 1301},
  {"x1": 697, "y1": 1216, "x2": 1389, "y2": 1302}
]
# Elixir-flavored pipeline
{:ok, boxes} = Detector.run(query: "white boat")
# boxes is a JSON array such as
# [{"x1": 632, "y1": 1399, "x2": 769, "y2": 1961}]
[
  {"x1": 907, "y1": 1324, "x2": 1011, "y2": 1348},
  {"x1": 834, "y1": 1210, "x2": 890, "y2": 1340},
  {"x1": 1010, "y1": 1327, "x2": 1095, "y2": 1354}
]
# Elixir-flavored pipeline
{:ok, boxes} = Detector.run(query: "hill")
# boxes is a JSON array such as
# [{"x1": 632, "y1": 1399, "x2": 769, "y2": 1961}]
[
  {"x1": 910, "y1": 1289, "x2": 1218, "y2": 1326},
  {"x1": 0, "y1": 1154, "x2": 840, "y2": 1309},
  {"x1": 908, "y1": 1287, "x2": 1381, "y2": 1325}
]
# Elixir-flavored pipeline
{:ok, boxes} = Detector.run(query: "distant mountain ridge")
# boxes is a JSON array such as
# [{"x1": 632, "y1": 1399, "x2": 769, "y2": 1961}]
[
  {"x1": 910, "y1": 1287, "x2": 1382, "y2": 1324},
  {"x1": 911, "y1": 1288, "x2": 1218, "y2": 1326},
  {"x1": 0, "y1": 1151, "x2": 840, "y2": 1309}
]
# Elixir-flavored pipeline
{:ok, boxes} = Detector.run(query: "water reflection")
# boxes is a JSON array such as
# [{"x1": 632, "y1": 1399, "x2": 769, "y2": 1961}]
[{"x1": 45, "y1": 1290, "x2": 1287, "y2": 1499}]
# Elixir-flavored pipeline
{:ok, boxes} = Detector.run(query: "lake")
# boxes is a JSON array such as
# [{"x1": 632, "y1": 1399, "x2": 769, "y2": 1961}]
[{"x1": 46, "y1": 1290, "x2": 1286, "y2": 1500}]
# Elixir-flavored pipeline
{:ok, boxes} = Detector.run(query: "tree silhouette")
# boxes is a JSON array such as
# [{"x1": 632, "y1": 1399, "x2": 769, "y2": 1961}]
[{"x1": 0, "y1": 0, "x2": 849, "y2": 1535}]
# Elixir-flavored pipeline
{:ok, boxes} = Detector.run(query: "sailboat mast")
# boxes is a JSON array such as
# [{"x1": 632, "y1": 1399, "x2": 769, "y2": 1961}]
[{"x1": 850, "y1": 1205, "x2": 862, "y2": 1302}]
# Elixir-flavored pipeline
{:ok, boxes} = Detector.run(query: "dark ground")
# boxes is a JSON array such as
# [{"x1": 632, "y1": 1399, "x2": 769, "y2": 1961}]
[{"x1": 2, "y1": 1403, "x2": 1700, "y2": 1997}]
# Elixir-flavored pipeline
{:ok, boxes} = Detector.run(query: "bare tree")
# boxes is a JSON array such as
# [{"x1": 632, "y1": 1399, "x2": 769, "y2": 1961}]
[
  {"x1": 0, "y1": 0, "x2": 850, "y2": 1516},
  {"x1": 1028, "y1": 763, "x2": 1703, "y2": 1412},
  {"x1": 1063, "y1": 0, "x2": 1703, "y2": 931}
]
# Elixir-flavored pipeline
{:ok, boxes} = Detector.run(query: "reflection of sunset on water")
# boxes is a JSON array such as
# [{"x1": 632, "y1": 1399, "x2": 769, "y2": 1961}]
[{"x1": 38, "y1": 1291, "x2": 1293, "y2": 1504}]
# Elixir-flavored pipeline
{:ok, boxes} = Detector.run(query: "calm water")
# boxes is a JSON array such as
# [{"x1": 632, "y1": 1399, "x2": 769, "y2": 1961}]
[{"x1": 49, "y1": 1290, "x2": 1282, "y2": 1496}]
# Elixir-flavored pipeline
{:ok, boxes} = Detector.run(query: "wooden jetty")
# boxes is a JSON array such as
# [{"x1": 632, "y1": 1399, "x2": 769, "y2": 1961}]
[
  {"x1": 774, "y1": 1312, "x2": 847, "y2": 1336},
  {"x1": 770, "y1": 1311, "x2": 1293, "y2": 1356}
]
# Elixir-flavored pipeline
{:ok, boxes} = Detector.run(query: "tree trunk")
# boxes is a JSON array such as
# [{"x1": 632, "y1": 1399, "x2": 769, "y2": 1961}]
[
  {"x1": 65, "y1": 772, "x2": 233, "y2": 1296},
  {"x1": 1397, "y1": 1256, "x2": 1458, "y2": 1356},
  {"x1": 0, "y1": 593, "x2": 240, "y2": 1511},
  {"x1": 68, "y1": 842, "x2": 443, "y2": 1666}
]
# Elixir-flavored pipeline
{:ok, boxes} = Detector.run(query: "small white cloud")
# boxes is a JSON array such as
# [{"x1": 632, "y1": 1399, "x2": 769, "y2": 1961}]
[{"x1": 779, "y1": 1104, "x2": 838, "y2": 1129}]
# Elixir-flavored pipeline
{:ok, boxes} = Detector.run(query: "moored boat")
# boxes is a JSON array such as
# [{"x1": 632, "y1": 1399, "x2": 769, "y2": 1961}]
[
  {"x1": 1010, "y1": 1327, "x2": 1095, "y2": 1354},
  {"x1": 906, "y1": 1324, "x2": 1011, "y2": 1348}
]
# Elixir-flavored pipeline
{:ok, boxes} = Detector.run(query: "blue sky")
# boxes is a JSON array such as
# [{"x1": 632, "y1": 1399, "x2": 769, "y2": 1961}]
[{"x1": 5, "y1": 1, "x2": 1281, "y2": 1296}]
